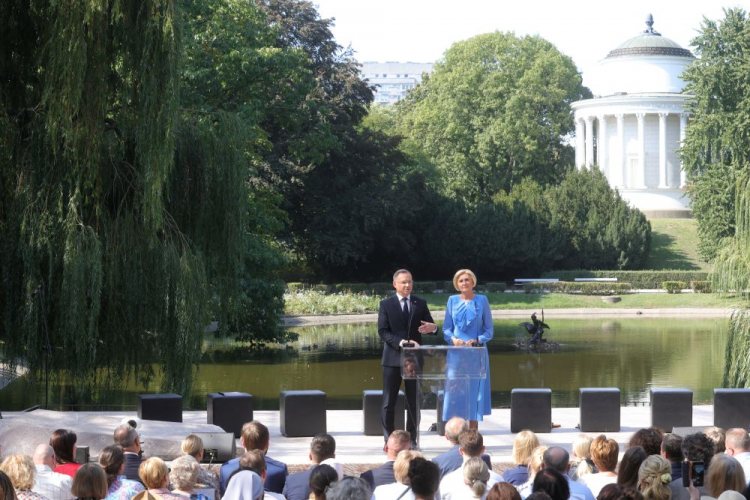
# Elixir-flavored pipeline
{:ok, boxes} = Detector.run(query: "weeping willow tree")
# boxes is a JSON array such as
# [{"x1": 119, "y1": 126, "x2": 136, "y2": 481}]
[{"x1": 0, "y1": 0, "x2": 285, "y2": 403}]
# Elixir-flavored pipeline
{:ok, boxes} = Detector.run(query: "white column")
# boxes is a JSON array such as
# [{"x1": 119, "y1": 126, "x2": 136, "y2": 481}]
[
  {"x1": 597, "y1": 115, "x2": 607, "y2": 174},
  {"x1": 680, "y1": 113, "x2": 688, "y2": 188},
  {"x1": 636, "y1": 113, "x2": 646, "y2": 188},
  {"x1": 659, "y1": 112, "x2": 669, "y2": 188},
  {"x1": 575, "y1": 117, "x2": 584, "y2": 170},
  {"x1": 616, "y1": 113, "x2": 625, "y2": 188},
  {"x1": 585, "y1": 116, "x2": 595, "y2": 169}
]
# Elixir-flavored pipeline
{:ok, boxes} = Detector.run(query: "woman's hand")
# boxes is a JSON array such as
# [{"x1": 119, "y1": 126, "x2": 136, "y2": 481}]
[{"x1": 451, "y1": 337, "x2": 466, "y2": 346}]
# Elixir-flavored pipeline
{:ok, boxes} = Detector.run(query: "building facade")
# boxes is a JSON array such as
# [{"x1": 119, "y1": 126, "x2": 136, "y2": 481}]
[
  {"x1": 361, "y1": 62, "x2": 433, "y2": 105},
  {"x1": 571, "y1": 16, "x2": 694, "y2": 217}
]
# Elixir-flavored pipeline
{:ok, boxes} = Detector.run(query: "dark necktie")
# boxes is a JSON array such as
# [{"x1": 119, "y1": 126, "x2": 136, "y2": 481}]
[{"x1": 402, "y1": 297, "x2": 410, "y2": 326}]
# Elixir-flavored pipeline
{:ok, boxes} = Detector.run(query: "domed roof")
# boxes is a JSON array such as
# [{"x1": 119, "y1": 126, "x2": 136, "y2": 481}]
[{"x1": 606, "y1": 14, "x2": 694, "y2": 59}]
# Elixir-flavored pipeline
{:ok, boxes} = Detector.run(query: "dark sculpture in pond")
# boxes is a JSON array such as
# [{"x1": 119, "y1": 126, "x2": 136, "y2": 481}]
[{"x1": 519, "y1": 310, "x2": 551, "y2": 344}]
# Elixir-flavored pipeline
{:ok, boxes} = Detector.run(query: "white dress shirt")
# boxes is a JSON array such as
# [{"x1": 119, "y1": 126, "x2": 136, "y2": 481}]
[
  {"x1": 32, "y1": 465, "x2": 74, "y2": 500},
  {"x1": 733, "y1": 452, "x2": 750, "y2": 485}
]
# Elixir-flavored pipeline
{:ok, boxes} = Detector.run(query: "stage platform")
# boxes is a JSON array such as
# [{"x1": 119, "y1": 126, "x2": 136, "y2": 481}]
[{"x1": 0, "y1": 405, "x2": 716, "y2": 467}]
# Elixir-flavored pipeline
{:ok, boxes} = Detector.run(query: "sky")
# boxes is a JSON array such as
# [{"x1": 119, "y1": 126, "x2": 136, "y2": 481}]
[{"x1": 312, "y1": 0, "x2": 749, "y2": 87}]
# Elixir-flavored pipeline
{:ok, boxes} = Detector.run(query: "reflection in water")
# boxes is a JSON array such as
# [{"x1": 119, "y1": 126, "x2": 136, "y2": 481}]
[{"x1": 0, "y1": 318, "x2": 728, "y2": 411}]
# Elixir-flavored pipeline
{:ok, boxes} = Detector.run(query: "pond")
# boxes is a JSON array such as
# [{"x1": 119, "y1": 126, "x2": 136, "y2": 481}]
[{"x1": 0, "y1": 318, "x2": 728, "y2": 411}]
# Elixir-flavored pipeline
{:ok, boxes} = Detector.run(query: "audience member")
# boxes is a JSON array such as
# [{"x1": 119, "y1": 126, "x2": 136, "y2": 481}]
[
  {"x1": 169, "y1": 455, "x2": 208, "y2": 500},
  {"x1": 407, "y1": 458, "x2": 440, "y2": 500},
  {"x1": 360, "y1": 430, "x2": 411, "y2": 490},
  {"x1": 533, "y1": 469, "x2": 571, "y2": 500},
  {"x1": 526, "y1": 493, "x2": 552, "y2": 500},
  {"x1": 308, "y1": 464, "x2": 338, "y2": 500},
  {"x1": 488, "y1": 482, "x2": 523, "y2": 500},
  {"x1": 621, "y1": 489, "x2": 645, "y2": 500},
  {"x1": 0, "y1": 471, "x2": 16, "y2": 500},
  {"x1": 629, "y1": 429, "x2": 664, "y2": 457},
  {"x1": 97, "y1": 445, "x2": 144, "y2": 500},
  {"x1": 706, "y1": 454, "x2": 746, "y2": 498},
  {"x1": 50, "y1": 430, "x2": 81, "y2": 479},
  {"x1": 226, "y1": 450, "x2": 283, "y2": 500},
  {"x1": 668, "y1": 432, "x2": 715, "y2": 500},
  {"x1": 31, "y1": 444, "x2": 74, "y2": 500},
  {"x1": 319, "y1": 459, "x2": 342, "y2": 482},
  {"x1": 542, "y1": 446, "x2": 595, "y2": 500},
  {"x1": 282, "y1": 433, "x2": 335, "y2": 500},
  {"x1": 2, "y1": 455, "x2": 48, "y2": 500},
  {"x1": 704, "y1": 427, "x2": 726, "y2": 455},
  {"x1": 371, "y1": 450, "x2": 422, "y2": 500},
  {"x1": 222, "y1": 471, "x2": 263, "y2": 500},
  {"x1": 463, "y1": 457, "x2": 491, "y2": 499},
  {"x1": 596, "y1": 484, "x2": 622, "y2": 500},
  {"x1": 112, "y1": 426, "x2": 141, "y2": 485},
  {"x1": 659, "y1": 434, "x2": 684, "y2": 482},
  {"x1": 636, "y1": 455, "x2": 671, "y2": 500},
  {"x1": 433, "y1": 418, "x2": 492, "y2": 479},
  {"x1": 570, "y1": 434, "x2": 596, "y2": 483},
  {"x1": 518, "y1": 446, "x2": 548, "y2": 498},
  {"x1": 440, "y1": 431, "x2": 504, "y2": 499},
  {"x1": 325, "y1": 477, "x2": 370, "y2": 500},
  {"x1": 618, "y1": 447, "x2": 648, "y2": 490},
  {"x1": 219, "y1": 422, "x2": 287, "y2": 495},
  {"x1": 580, "y1": 435, "x2": 619, "y2": 497},
  {"x1": 725, "y1": 429, "x2": 750, "y2": 484},
  {"x1": 504, "y1": 431, "x2": 540, "y2": 486},
  {"x1": 137, "y1": 458, "x2": 183, "y2": 500},
  {"x1": 71, "y1": 464, "x2": 107, "y2": 500},
  {"x1": 181, "y1": 435, "x2": 220, "y2": 494}
]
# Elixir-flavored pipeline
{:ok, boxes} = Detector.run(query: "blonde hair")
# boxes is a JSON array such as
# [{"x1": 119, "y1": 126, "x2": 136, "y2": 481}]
[
  {"x1": 638, "y1": 455, "x2": 671, "y2": 500},
  {"x1": 528, "y1": 445, "x2": 549, "y2": 482},
  {"x1": 181, "y1": 435, "x2": 204, "y2": 458},
  {"x1": 463, "y1": 457, "x2": 490, "y2": 498},
  {"x1": 71, "y1": 463, "x2": 108, "y2": 500},
  {"x1": 394, "y1": 450, "x2": 423, "y2": 484},
  {"x1": 453, "y1": 269, "x2": 477, "y2": 291},
  {"x1": 513, "y1": 430, "x2": 540, "y2": 466},
  {"x1": 139, "y1": 457, "x2": 169, "y2": 490},
  {"x1": 571, "y1": 434, "x2": 594, "y2": 479},
  {"x1": 0, "y1": 455, "x2": 35, "y2": 490},
  {"x1": 591, "y1": 435, "x2": 619, "y2": 472},
  {"x1": 707, "y1": 453, "x2": 747, "y2": 498},
  {"x1": 169, "y1": 455, "x2": 199, "y2": 491},
  {"x1": 705, "y1": 427, "x2": 726, "y2": 454}
]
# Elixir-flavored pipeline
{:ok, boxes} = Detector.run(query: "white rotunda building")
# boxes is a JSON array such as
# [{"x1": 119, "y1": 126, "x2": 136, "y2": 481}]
[{"x1": 571, "y1": 15, "x2": 694, "y2": 217}]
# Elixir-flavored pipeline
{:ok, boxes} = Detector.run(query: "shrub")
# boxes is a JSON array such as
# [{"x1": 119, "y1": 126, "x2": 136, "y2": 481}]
[
  {"x1": 414, "y1": 281, "x2": 437, "y2": 293},
  {"x1": 311, "y1": 284, "x2": 330, "y2": 293},
  {"x1": 286, "y1": 282, "x2": 308, "y2": 293},
  {"x1": 541, "y1": 270, "x2": 710, "y2": 289},
  {"x1": 443, "y1": 280, "x2": 455, "y2": 292},
  {"x1": 332, "y1": 283, "x2": 368, "y2": 294},
  {"x1": 662, "y1": 281, "x2": 687, "y2": 293},
  {"x1": 691, "y1": 280, "x2": 712, "y2": 293},
  {"x1": 367, "y1": 282, "x2": 392, "y2": 295},
  {"x1": 484, "y1": 282, "x2": 507, "y2": 293},
  {"x1": 522, "y1": 281, "x2": 633, "y2": 295}
]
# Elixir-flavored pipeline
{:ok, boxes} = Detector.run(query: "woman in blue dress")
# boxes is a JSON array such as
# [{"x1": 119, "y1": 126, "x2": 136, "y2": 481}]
[{"x1": 443, "y1": 269, "x2": 493, "y2": 429}]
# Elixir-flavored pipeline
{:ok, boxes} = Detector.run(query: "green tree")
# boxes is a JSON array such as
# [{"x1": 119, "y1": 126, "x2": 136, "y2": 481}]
[{"x1": 396, "y1": 32, "x2": 591, "y2": 206}]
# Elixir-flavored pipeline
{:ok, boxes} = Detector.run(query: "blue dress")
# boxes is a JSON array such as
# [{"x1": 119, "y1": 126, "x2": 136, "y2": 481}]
[{"x1": 442, "y1": 294, "x2": 493, "y2": 421}]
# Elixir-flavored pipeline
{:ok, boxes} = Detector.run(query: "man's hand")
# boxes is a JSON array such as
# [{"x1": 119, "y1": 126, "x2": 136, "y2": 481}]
[
  {"x1": 418, "y1": 321, "x2": 437, "y2": 334},
  {"x1": 400, "y1": 339, "x2": 420, "y2": 348}
]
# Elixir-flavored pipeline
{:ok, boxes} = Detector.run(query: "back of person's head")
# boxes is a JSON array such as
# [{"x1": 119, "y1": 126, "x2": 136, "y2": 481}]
[
  {"x1": 50, "y1": 429, "x2": 77, "y2": 464},
  {"x1": 628, "y1": 428, "x2": 664, "y2": 456},
  {"x1": 181, "y1": 434, "x2": 204, "y2": 458},
  {"x1": 71, "y1": 463, "x2": 108, "y2": 500},
  {"x1": 98, "y1": 445, "x2": 125, "y2": 487},
  {"x1": 445, "y1": 417, "x2": 469, "y2": 444},
  {"x1": 637, "y1": 455, "x2": 671, "y2": 500},
  {"x1": 387, "y1": 430, "x2": 411, "y2": 457},
  {"x1": 113, "y1": 424, "x2": 137, "y2": 449},
  {"x1": 706, "y1": 453, "x2": 747, "y2": 498},
  {"x1": 463, "y1": 457, "x2": 490, "y2": 498},
  {"x1": 527, "y1": 493, "x2": 553, "y2": 500},
  {"x1": 726, "y1": 429, "x2": 750, "y2": 453},
  {"x1": 169, "y1": 455, "x2": 200, "y2": 491},
  {"x1": 309, "y1": 464, "x2": 338, "y2": 499},
  {"x1": 1, "y1": 454, "x2": 35, "y2": 490},
  {"x1": 622, "y1": 488, "x2": 645, "y2": 500},
  {"x1": 32, "y1": 444, "x2": 55, "y2": 468},
  {"x1": 681, "y1": 433, "x2": 715, "y2": 469},
  {"x1": 459, "y1": 430, "x2": 484, "y2": 458},
  {"x1": 408, "y1": 457, "x2": 441, "y2": 499},
  {"x1": 393, "y1": 450, "x2": 422, "y2": 484},
  {"x1": 704, "y1": 427, "x2": 726, "y2": 454},
  {"x1": 660, "y1": 433, "x2": 683, "y2": 462},
  {"x1": 310, "y1": 434, "x2": 336, "y2": 463},
  {"x1": 325, "y1": 476, "x2": 370, "y2": 500},
  {"x1": 0, "y1": 471, "x2": 14, "y2": 500},
  {"x1": 543, "y1": 447, "x2": 570, "y2": 473},
  {"x1": 138, "y1": 457, "x2": 168, "y2": 490},
  {"x1": 514, "y1": 430, "x2": 541, "y2": 466},
  {"x1": 241, "y1": 421, "x2": 269, "y2": 452},
  {"x1": 572, "y1": 434, "x2": 593, "y2": 459},
  {"x1": 224, "y1": 470, "x2": 263, "y2": 500},
  {"x1": 591, "y1": 435, "x2": 619, "y2": 472},
  {"x1": 532, "y1": 468, "x2": 570, "y2": 500},
  {"x1": 618, "y1": 446, "x2": 648, "y2": 489},
  {"x1": 528, "y1": 446, "x2": 549, "y2": 478},
  {"x1": 239, "y1": 449, "x2": 266, "y2": 475},
  {"x1": 487, "y1": 482, "x2": 523, "y2": 500},
  {"x1": 597, "y1": 483, "x2": 623, "y2": 500}
]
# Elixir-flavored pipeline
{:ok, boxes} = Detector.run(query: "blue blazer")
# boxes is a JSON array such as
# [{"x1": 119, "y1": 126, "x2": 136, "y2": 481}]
[
  {"x1": 360, "y1": 461, "x2": 395, "y2": 491},
  {"x1": 282, "y1": 467, "x2": 315, "y2": 500},
  {"x1": 122, "y1": 453, "x2": 143, "y2": 484},
  {"x1": 219, "y1": 455, "x2": 288, "y2": 494},
  {"x1": 432, "y1": 445, "x2": 492, "y2": 478}
]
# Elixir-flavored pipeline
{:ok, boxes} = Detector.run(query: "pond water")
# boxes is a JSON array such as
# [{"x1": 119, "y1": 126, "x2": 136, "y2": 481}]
[{"x1": 0, "y1": 318, "x2": 728, "y2": 411}]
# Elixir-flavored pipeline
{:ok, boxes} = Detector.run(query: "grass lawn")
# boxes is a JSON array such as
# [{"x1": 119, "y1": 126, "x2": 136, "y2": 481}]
[{"x1": 646, "y1": 218, "x2": 711, "y2": 271}]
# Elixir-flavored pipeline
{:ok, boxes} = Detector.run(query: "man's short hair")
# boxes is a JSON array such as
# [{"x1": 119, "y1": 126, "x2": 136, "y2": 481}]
[
  {"x1": 393, "y1": 269, "x2": 412, "y2": 281},
  {"x1": 543, "y1": 447, "x2": 570, "y2": 473},
  {"x1": 458, "y1": 430, "x2": 483, "y2": 457},
  {"x1": 704, "y1": 427, "x2": 726, "y2": 454},
  {"x1": 661, "y1": 433, "x2": 684, "y2": 462},
  {"x1": 388, "y1": 430, "x2": 411, "y2": 454},
  {"x1": 241, "y1": 421, "x2": 269, "y2": 451},
  {"x1": 408, "y1": 457, "x2": 440, "y2": 497},
  {"x1": 445, "y1": 417, "x2": 469, "y2": 444},
  {"x1": 681, "y1": 433, "x2": 715, "y2": 469},
  {"x1": 239, "y1": 450, "x2": 266, "y2": 474},
  {"x1": 326, "y1": 476, "x2": 371, "y2": 500},
  {"x1": 726, "y1": 428, "x2": 750, "y2": 452},
  {"x1": 628, "y1": 427, "x2": 664, "y2": 456},
  {"x1": 590, "y1": 435, "x2": 619, "y2": 472},
  {"x1": 113, "y1": 424, "x2": 138, "y2": 448},
  {"x1": 310, "y1": 433, "x2": 336, "y2": 463}
]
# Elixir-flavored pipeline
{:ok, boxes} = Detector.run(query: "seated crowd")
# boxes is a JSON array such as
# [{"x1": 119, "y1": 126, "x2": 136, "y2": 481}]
[{"x1": 2, "y1": 420, "x2": 750, "y2": 500}]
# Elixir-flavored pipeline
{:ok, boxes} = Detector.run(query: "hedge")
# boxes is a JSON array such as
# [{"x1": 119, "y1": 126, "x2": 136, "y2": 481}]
[
  {"x1": 286, "y1": 282, "x2": 307, "y2": 293},
  {"x1": 523, "y1": 281, "x2": 633, "y2": 295},
  {"x1": 663, "y1": 281, "x2": 687, "y2": 294},
  {"x1": 540, "y1": 270, "x2": 710, "y2": 289},
  {"x1": 483, "y1": 282, "x2": 507, "y2": 293},
  {"x1": 691, "y1": 281, "x2": 712, "y2": 293},
  {"x1": 413, "y1": 281, "x2": 437, "y2": 293}
]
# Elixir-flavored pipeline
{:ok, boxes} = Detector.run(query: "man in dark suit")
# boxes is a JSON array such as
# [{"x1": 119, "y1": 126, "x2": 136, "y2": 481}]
[
  {"x1": 219, "y1": 421, "x2": 288, "y2": 494},
  {"x1": 378, "y1": 269, "x2": 439, "y2": 448},
  {"x1": 432, "y1": 417, "x2": 492, "y2": 478},
  {"x1": 113, "y1": 424, "x2": 143, "y2": 484},
  {"x1": 360, "y1": 430, "x2": 411, "y2": 490},
  {"x1": 282, "y1": 433, "x2": 336, "y2": 500}
]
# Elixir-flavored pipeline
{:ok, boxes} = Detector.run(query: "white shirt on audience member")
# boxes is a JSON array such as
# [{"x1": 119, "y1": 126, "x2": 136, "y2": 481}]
[
  {"x1": 580, "y1": 473, "x2": 617, "y2": 498},
  {"x1": 439, "y1": 463, "x2": 503, "y2": 500},
  {"x1": 32, "y1": 465, "x2": 74, "y2": 500}
]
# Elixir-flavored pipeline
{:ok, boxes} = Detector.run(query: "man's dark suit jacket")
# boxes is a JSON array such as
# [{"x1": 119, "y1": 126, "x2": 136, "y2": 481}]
[
  {"x1": 360, "y1": 460, "x2": 395, "y2": 491},
  {"x1": 432, "y1": 445, "x2": 493, "y2": 478},
  {"x1": 378, "y1": 294, "x2": 435, "y2": 367},
  {"x1": 122, "y1": 453, "x2": 143, "y2": 484},
  {"x1": 282, "y1": 466, "x2": 315, "y2": 500},
  {"x1": 219, "y1": 455, "x2": 288, "y2": 494}
]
